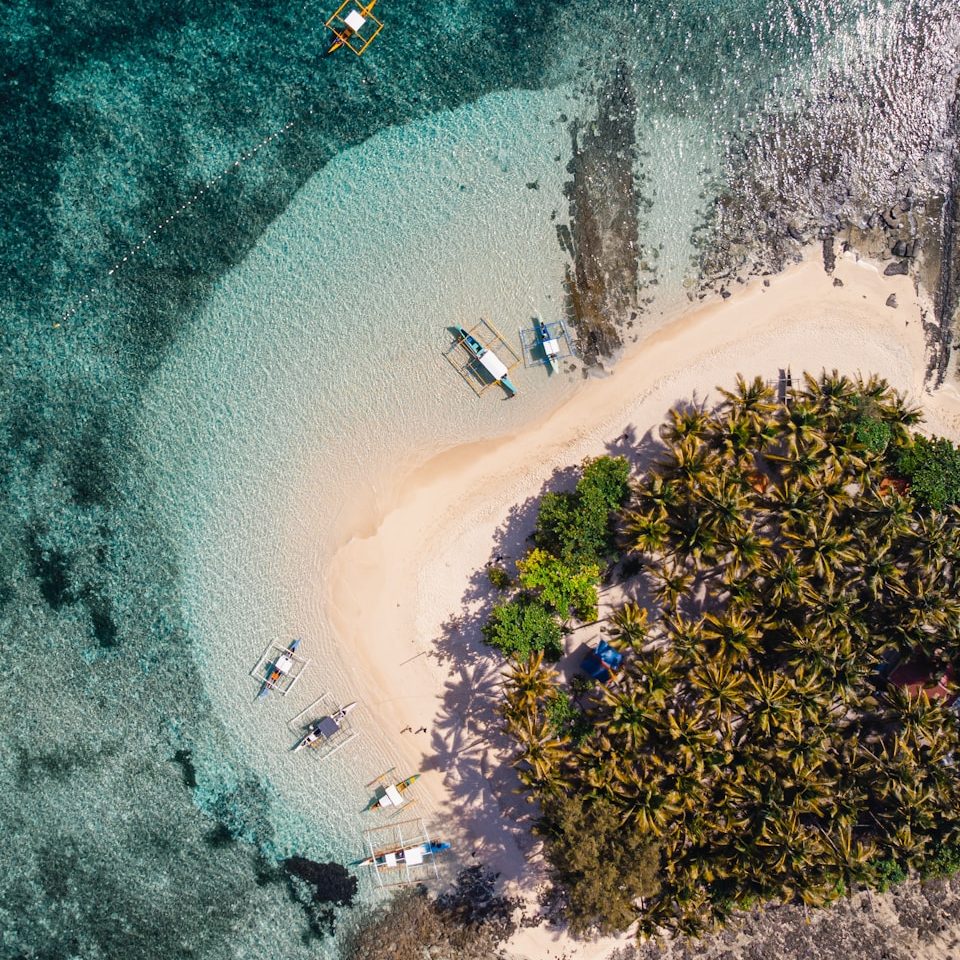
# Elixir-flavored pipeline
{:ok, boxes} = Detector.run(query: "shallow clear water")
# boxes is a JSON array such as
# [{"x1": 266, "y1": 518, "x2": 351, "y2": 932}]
[{"x1": 2, "y1": 0, "x2": 958, "y2": 957}]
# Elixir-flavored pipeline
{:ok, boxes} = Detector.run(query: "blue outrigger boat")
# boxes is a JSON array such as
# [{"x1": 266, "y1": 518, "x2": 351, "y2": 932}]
[
  {"x1": 455, "y1": 326, "x2": 517, "y2": 397},
  {"x1": 353, "y1": 839, "x2": 451, "y2": 868},
  {"x1": 536, "y1": 319, "x2": 561, "y2": 374}
]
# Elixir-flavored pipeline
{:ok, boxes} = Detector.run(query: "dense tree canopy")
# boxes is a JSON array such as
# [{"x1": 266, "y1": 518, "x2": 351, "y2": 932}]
[{"x1": 497, "y1": 372, "x2": 960, "y2": 938}]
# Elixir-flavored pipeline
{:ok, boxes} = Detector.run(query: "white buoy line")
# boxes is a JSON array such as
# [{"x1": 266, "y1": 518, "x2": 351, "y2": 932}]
[{"x1": 58, "y1": 108, "x2": 318, "y2": 326}]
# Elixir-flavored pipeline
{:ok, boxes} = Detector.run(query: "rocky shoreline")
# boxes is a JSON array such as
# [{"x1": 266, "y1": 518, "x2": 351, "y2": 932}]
[
  {"x1": 610, "y1": 874, "x2": 960, "y2": 960},
  {"x1": 561, "y1": 61, "x2": 641, "y2": 367},
  {"x1": 558, "y1": 7, "x2": 960, "y2": 383}
]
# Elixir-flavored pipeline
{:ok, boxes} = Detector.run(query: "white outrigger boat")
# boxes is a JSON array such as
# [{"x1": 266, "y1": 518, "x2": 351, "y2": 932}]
[
  {"x1": 455, "y1": 325, "x2": 517, "y2": 397},
  {"x1": 364, "y1": 769, "x2": 421, "y2": 811},
  {"x1": 293, "y1": 700, "x2": 358, "y2": 752},
  {"x1": 251, "y1": 638, "x2": 309, "y2": 699},
  {"x1": 536, "y1": 319, "x2": 561, "y2": 374},
  {"x1": 354, "y1": 839, "x2": 450, "y2": 868}
]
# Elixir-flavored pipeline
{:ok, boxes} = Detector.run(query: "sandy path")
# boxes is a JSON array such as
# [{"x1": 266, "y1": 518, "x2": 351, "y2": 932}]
[{"x1": 325, "y1": 250, "x2": 958, "y2": 958}]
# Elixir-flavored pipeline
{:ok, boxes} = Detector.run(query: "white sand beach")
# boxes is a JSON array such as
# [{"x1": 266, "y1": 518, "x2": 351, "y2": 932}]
[{"x1": 326, "y1": 249, "x2": 960, "y2": 959}]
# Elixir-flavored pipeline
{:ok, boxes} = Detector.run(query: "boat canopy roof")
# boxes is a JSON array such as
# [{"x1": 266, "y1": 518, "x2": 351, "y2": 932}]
[
  {"x1": 404, "y1": 845, "x2": 425, "y2": 866},
  {"x1": 344, "y1": 9, "x2": 366, "y2": 29},
  {"x1": 383, "y1": 784, "x2": 403, "y2": 806},
  {"x1": 478, "y1": 350, "x2": 509, "y2": 380}
]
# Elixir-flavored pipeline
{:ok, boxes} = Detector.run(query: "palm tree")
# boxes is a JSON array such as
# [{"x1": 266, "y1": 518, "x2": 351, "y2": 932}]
[
  {"x1": 660, "y1": 402, "x2": 712, "y2": 444},
  {"x1": 600, "y1": 685, "x2": 659, "y2": 753},
  {"x1": 717, "y1": 374, "x2": 776, "y2": 424},
  {"x1": 687, "y1": 659, "x2": 746, "y2": 724},
  {"x1": 650, "y1": 560, "x2": 694, "y2": 613},
  {"x1": 804, "y1": 369, "x2": 856, "y2": 419},
  {"x1": 510, "y1": 712, "x2": 568, "y2": 788},
  {"x1": 607, "y1": 601, "x2": 650, "y2": 653},
  {"x1": 784, "y1": 519, "x2": 856, "y2": 586},
  {"x1": 701, "y1": 609, "x2": 766, "y2": 664},
  {"x1": 502, "y1": 650, "x2": 554, "y2": 721}
]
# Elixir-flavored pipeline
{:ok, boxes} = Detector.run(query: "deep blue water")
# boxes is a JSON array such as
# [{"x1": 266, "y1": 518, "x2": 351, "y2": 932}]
[{"x1": 2, "y1": 1, "x2": 958, "y2": 958}]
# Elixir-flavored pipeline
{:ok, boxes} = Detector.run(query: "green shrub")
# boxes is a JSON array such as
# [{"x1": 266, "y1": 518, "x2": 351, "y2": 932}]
[
  {"x1": 854, "y1": 416, "x2": 892, "y2": 454},
  {"x1": 541, "y1": 794, "x2": 661, "y2": 937},
  {"x1": 481, "y1": 596, "x2": 563, "y2": 660},
  {"x1": 535, "y1": 456, "x2": 630, "y2": 566},
  {"x1": 897, "y1": 435, "x2": 960, "y2": 509},
  {"x1": 486, "y1": 564, "x2": 512, "y2": 590},
  {"x1": 871, "y1": 857, "x2": 907, "y2": 892},
  {"x1": 516, "y1": 548, "x2": 599, "y2": 621},
  {"x1": 921, "y1": 842, "x2": 960, "y2": 880}
]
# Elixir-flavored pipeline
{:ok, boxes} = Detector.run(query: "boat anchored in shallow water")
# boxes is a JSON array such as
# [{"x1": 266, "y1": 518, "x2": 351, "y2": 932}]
[
  {"x1": 447, "y1": 321, "x2": 519, "y2": 398},
  {"x1": 293, "y1": 700, "x2": 358, "y2": 752},
  {"x1": 324, "y1": 0, "x2": 384, "y2": 56},
  {"x1": 519, "y1": 317, "x2": 575, "y2": 375},
  {"x1": 354, "y1": 839, "x2": 450, "y2": 868},
  {"x1": 251, "y1": 638, "x2": 310, "y2": 699},
  {"x1": 364, "y1": 769, "x2": 421, "y2": 812}
]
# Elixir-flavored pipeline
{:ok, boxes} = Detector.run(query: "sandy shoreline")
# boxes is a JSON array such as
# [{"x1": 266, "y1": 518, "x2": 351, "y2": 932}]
[{"x1": 325, "y1": 250, "x2": 960, "y2": 959}]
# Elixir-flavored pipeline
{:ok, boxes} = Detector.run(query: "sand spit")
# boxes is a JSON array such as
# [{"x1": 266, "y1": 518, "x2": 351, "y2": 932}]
[{"x1": 325, "y1": 249, "x2": 960, "y2": 959}]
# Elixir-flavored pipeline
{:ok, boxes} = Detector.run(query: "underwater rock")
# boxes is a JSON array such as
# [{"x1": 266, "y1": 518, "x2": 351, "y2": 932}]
[
  {"x1": 563, "y1": 60, "x2": 639, "y2": 364},
  {"x1": 283, "y1": 857, "x2": 358, "y2": 938}
]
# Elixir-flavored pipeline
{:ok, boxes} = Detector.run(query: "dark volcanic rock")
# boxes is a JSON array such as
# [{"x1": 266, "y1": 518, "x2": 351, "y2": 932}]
[
  {"x1": 885, "y1": 260, "x2": 910, "y2": 276},
  {"x1": 833, "y1": 277, "x2": 844, "y2": 286},
  {"x1": 563, "y1": 61, "x2": 640, "y2": 364},
  {"x1": 887, "y1": 293, "x2": 899, "y2": 308},
  {"x1": 822, "y1": 235, "x2": 836, "y2": 273}
]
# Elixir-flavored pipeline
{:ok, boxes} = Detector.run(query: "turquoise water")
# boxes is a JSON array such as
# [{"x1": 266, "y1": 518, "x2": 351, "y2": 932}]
[{"x1": 3, "y1": 1, "x2": 959, "y2": 957}]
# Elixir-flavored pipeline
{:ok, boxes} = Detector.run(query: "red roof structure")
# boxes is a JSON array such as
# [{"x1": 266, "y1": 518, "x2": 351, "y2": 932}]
[{"x1": 889, "y1": 657, "x2": 957, "y2": 702}]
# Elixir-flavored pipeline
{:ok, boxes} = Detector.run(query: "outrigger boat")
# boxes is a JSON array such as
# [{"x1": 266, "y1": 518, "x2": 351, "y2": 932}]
[
  {"x1": 257, "y1": 638, "x2": 301, "y2": 699},
  {"x1": 325, "y1": 0, "x2": 381, "y2": 55},
  {"x1": 293, "y1": 700, "x2": 358, "y2": 752},
  {"x1": 365, "y1": 771, "x2": 421, "y2": 811},
  {"x1": 536, "y1": 319, "x2": 560, "y2": 374},
  {"x1": 455, "y1": 325, "x2": 517, "y2": 397},
  {"x1": 353, "y1": 839, "x2": 450, "y2": 868}
]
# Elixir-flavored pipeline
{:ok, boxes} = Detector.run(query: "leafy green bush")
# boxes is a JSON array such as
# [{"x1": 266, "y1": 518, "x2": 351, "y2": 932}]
[
  {"x1": 854, "y1": 416, "x2": 892, "y2": 453},
  {"x1": 540, "y1": 794, "x2": 661, "y2": 936},
  {"x1": 896, "y1": 435, "x2": 960, "y2": 509},
  {"x1": 516, "y1": 548, "x2": 599, "y2": 621},
  {"x1": 871, "y1": 857, "x2": 907, "y2": 891},
  {"x1": 481, "y1": 596, "x2": 563, "y2": 660},
  {"x1": 920, "y1": 842, "x2": 960, "y2": 880},
  {"x1": 545, "y1": 691, "x2": 592, "y2": 743},
  {"x1": 486, "y1": 564, "x2": 512, "y2": 590},
  {"x1": 535, "y1": 456, "x2": 630, "y2": 566}
]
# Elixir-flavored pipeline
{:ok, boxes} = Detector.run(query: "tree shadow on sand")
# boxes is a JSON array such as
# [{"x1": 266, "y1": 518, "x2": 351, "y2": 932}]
[{"x1": 420, "y1": 410, "x2": 682, "y2": 883}]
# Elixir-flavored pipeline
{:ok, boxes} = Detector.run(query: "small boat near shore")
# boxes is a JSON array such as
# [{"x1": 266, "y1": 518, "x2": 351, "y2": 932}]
[
  {"x1": 254, "y1": 638, "x2": 308, "y2": 699},
  {"x1": 455, "y1": 325, "x2": 517, "y2": 397},
  {"x1": 293, "y1": 700, "x2": 358, "y2": 752},
  {"x1": 353, "y1": 839, "x2": 450, "y2": 868},
  {"x1": 536, "y1": 319, "x2": 560, "y2": 374},
  {"x1": 364, "y1": 771, "x2": 421, "y2": 811}
]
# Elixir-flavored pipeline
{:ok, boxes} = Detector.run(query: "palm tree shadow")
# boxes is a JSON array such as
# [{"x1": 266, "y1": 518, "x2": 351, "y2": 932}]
[{"x1": 423, "y1": 653, "x2": 542, "y2": 870}]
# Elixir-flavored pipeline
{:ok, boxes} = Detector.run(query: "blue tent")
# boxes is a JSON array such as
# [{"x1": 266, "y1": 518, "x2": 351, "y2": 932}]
[{"x1": 581, "y1": 639, "x2": 623, "y2": 684}]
